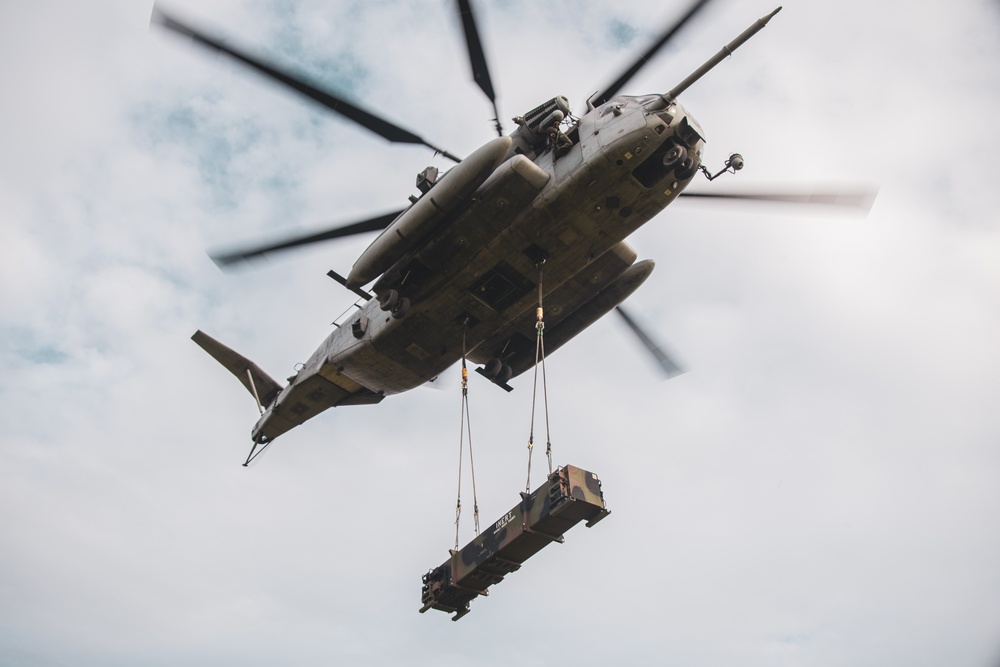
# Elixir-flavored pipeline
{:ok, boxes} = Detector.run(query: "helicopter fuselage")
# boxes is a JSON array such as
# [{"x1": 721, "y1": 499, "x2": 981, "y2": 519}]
[{"x1": 251, "y1": 94, "x2": 705, "y2": 443}]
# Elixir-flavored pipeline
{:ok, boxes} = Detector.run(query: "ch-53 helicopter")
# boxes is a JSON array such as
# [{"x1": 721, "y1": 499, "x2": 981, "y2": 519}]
[{"x1": 155, "y1": 0, "x2": 870, "y2": 463}]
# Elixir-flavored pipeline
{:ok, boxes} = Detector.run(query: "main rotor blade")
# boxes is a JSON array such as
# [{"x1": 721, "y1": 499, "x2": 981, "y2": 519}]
[
  {"x1": 591, "y1": 0, "x2": 715, "y2": 107},
  {"x1": 456, "y1": 0, "x2": 503, "y2": 136},
  {"x1": 615, "y1": 306, "x2": 684, "y2": 379},
  {"x1": 679, "y1": 188, "x2": 878, "y2": 212},
  {"x1": 151, "y1": 6, "x2": 461, "y2": 163},
  {"x1": 210, "y1": 209, "x2": 404, "y2": 268}
]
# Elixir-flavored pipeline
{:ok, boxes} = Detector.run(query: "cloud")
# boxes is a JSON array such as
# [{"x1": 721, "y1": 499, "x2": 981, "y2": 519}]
[{"x1": 1, "y1": 1, "x2": 999, "y2": 666}]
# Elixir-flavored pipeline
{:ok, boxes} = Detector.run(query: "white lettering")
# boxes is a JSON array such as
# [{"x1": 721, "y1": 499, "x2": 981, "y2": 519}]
[{"x1": 493, "y1": 511, "x2": 516, "y2": 534}]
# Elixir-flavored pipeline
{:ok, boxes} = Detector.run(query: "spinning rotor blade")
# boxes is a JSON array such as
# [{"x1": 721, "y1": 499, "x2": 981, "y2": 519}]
[
  {"x1": 591, "y1": 0, "x2": 715, "y2": 107},
  {"x1": 151, "y1": 7, "x2": 461, "y2": 163},
  {"x1": 456, "y1": 0, "x2": 503, "y2": 136},
  {"x1": 679, "y1": 188, "x2": 878, "y2": 212},
  {"x1": 615, "y1": 306, "x2": 684, "y2": 379},
  {"x1": 211, "y1": 209, "x2": 404, "y2": 268}
]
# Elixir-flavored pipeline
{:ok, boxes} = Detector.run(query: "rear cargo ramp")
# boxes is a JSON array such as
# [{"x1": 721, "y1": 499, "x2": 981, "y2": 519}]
[{"x1": 420, "y1": 464, "x2": 609, "y2": 620}]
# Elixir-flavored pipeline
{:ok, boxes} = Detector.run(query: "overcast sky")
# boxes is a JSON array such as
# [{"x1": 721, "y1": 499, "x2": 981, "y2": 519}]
[{"x1": 2, "y1": 1, "x2": 999, "y2": 665}]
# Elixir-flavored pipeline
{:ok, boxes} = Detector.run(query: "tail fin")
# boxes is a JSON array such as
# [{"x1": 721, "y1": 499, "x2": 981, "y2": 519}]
[{"x1": 191, "y1": 330, "x2": 282, "y2": 409}]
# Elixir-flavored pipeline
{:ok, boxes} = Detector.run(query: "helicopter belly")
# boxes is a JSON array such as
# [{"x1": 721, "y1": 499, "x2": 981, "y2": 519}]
[
  {"x1": 467, "y1": 242, "x2": 643, "y2": 371},
  {"x1": 320, "y1": 298, "x2": 450, "y2": 395},
  {"x1": 334, "y1": 332, "x2": 439, "y2": 395},
  {"x1": 502, "y1": 260, "x2": 654, "y2": 378},
  {"x1": 251, "y1": 373, "x2": 363, "y2": 443}
]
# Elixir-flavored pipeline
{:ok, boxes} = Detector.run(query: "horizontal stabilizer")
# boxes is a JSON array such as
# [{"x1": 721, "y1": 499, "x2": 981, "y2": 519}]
[{"x1": 191, "y1": 330, "x2": 282, "y2": 407}]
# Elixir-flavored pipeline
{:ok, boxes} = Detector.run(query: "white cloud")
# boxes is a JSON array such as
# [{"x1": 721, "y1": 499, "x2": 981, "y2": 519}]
[{"x1": 1, "y1": 1, "x2": 999, "y2": 665}]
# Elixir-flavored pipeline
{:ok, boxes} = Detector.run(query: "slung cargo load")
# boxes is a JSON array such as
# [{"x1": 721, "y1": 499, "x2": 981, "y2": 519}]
[{"x1": 420, "y1": 464, "x2": 610, "y2": 621}]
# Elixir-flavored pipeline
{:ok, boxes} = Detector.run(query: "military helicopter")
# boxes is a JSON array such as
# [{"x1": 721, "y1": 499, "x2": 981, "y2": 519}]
[{"x1": 154, "y1": 1, "x2": 871, "y2": 463}]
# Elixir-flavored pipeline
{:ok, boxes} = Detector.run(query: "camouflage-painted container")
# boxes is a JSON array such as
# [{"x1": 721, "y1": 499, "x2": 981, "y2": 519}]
[{"x1": 420, "y1": 464, "x2": 609, "y2": 620}]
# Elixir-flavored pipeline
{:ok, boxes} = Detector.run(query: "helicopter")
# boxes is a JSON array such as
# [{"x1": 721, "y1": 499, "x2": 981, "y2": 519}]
[{"x1": 154, "y1": 0, "x2": 871, "y2": 463}]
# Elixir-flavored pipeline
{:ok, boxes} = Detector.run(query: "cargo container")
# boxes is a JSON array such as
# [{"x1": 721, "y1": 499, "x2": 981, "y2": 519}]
[{"x1": 420, "y1": 464, "x2": 610, "y2": 620}]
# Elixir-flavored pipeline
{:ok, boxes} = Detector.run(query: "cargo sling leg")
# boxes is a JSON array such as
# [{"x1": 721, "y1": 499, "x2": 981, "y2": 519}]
[
  {"x1": 454, "y1": 327, "x2": 480, "y2": 549},
  {"x1": 526, "y1": 260, "x2": 553, "y2": 492}
]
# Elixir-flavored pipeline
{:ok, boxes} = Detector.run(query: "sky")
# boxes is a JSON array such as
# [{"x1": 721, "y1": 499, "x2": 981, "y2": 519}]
[{"x1": 2, "y1": 0, "x2": 999, "y2": 665}]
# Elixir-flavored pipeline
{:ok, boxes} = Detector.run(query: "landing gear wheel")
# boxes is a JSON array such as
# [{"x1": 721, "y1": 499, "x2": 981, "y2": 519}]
[
  {"x1": 483, "y1": 358, "x2": 502, "y2": 379},
  {"x1": 662, "y1": 144, "x2": 686, "y2": 168},
  {"x1": 497, "y1": 364, "x2": 513, "y2": 384},
  {"x1": 676, "y1": 155, "x2": 699, "y2": 180},
  {"x1": 391, "y1": 296, "x2": 411, "y2": 320},
  {"x1": 378, "y1": 289, "x2": 399, "y2": 311}
]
